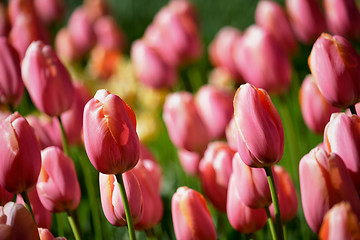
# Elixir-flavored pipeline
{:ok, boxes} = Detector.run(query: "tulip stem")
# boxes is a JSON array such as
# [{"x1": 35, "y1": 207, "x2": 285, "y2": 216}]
[
  {"x1": 145, "y1": 228, "x2": 157, "y2": 240},
  {"x1": 116, "y1": 173, "x2": 137, "y2": 240},
  {"x1": 57, "y1": 116, "x2": 69, "y2": 156},
  {"x1": 264, "y1": 167, "x2": 284, "y2": 240},
  {"x1": 350, "y1": 105, "x2": 357, "y2": 115},
  {"x1": 20, "y1": 191, "x2": 35, "y2": 222},
  {"x1": 66, "y1": 209, "x2": 82, "y2": 240},
  {"x1": 265, "y1": 206, "x2": 277, "y2": 240},
  {"x1": 283, "y1": 224, "x2": 288, "y2": 240}
]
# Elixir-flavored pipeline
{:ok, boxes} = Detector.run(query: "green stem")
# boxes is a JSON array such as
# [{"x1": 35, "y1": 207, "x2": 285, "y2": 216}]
[
  {"x1": 265, "y1": 206, "x2": 277, "y2": 240},
  {"x1": 350, "y1": 105, "x2": 357, "y2": 115},
  {"x1": 264, "y1": 167, "x2": 284, "y2": 240},
  {"x1": 283, "y1": 223, "x2": 288, "y2": 240},
  {"x1": 56, "y1": 214, "x2": 64, "y2": 237},
  {"x1": 57, "y1": 116, "x2": 69, "y2": 156},
  {"x1": 115, "y1": 173, "x2": 136, "y2": 240},
  {"x1": 20, "y1": 191, "x2": 35, "y2": 222},
  {"x1": 66, "y1": 210, "x2": 82, "y2": 240}
]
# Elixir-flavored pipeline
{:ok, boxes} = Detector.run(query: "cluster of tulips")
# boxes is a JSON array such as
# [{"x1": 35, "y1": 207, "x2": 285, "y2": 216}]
[{"x1": 1, "y1": 0, "x2": 360, "y2": 239}]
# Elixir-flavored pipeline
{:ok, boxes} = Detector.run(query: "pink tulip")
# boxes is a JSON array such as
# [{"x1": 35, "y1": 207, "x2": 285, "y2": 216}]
[
  {"x1": 0, "y1": 202, "x2": 39, "y2": 240},
  {"x1": 299, "y1": 147, "x2": 360, "y2": 233},
  {"x1": 99, "y1": 172, "x2": 143, "y2": 226},
  {"x1": 163, "y1": 92, "x2": 210, "y2": 153},
  {"x1": 208, "y1": 68, "x2": 236, "y2": 91},
  {"x1": 34, "y1": 0, "x2": 64, "y2": 24},
  {"x1": 94, "y1": 16, "x2": 125, "y2": 51},
  {"x1": 21, "y1": 41, "x2": 75, "y2": 116},
  {"x1": 7, "y1": 0, "x2": 36, "y2": 25},
  {"x1": 139, "y1": 143, "x2": 156, "y2": 162},
  {"x1": 233, "y1": 83, "x2": 284, "y2": 167},
  {"x1": 234, "y1": 25, "x2": 291, "y2": 94},
  {"x1": 225, "y1": 117, "x2": 237, "y2": 151},
  {"x1": 0, "y1": 37, "x2": 24, "y2": 108},
  {"x1": 0, "y1": 185, "x2": 13, "y2": 206},
  {"x1": 38, "y1": 228, "x2": 56, "y2": 240},
  {"x1": 172, "y1": 187, "x2": 217, "y2": 240},
  {"x1": 319, "y1": 202, "x2": 360, "y2": 240},
  {"x1": 195, "y1": 85, "x2": 234, "y2": 139},
  {"x1": 37, "y1": 147, "x2": 81, "y2": 212},
  {"x1": 55, "y1": 28, "x2": 82, "y2": 62},
  {"x1": 0, "y1": 3, "x2": 9, "y2": 36},
  {"x1": 0, "y1": 112, "x2": 41, "y2": 193},
  {"x1": 199, "y1": 142, "x2": 235, "y2": 212},
  {"x1": 286, "y1": 0, "x2": 327, "y2": 44},
  {"x1": 177, "y1": 148, "x2": 202, "y2": 176},
  {"x1": 299, "y1": 74, "x2": 340, "y2": 134},
  {"x1": 308, "y1": 33, "x2": 360, "y2": 108},
  {"x1": 255, "y1": 1, "x2": 297, "y2": 54},
  {"x1": 227, "y1": 175, "x2": 267, "y2": 233},
  {"x1": 83, "y1": 89, "x2": 140, "y2": 174},
  {"x1": 324, "y1": 113, "x2": 360, "y2": 192}
]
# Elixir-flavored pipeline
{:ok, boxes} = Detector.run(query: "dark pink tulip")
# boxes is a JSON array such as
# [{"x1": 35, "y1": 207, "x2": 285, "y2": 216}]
[
  {"x1": 34, "y1": 0, "x2": 64, "y2": 24},
  {"x1": 139, "y1": 143, "x2": 156, "y2": 163},
  {"x1": 177, "y1": 148, "x2": 202, "y2": 176},
  {"x1": 0, "y1": 3, "x2": 9, "y2": 36},
  {"x1": 21, "y1": 41, "x2": 75, "y2": 116},
  {"x1": 99, "y1": 172, "x2": 143, "y2": 226},
  {"x1": 227, "y1": 175, "x2": 267, "y2": 233},
  {"x1": 299, "y1": 74, "x2": 340, "y2": 134},
  {"x1": 38, "y1": 228, "x2": 56, "y2": 240},
  {"x1": 55, "y1": 28, "x2": 82, "y2": 62},
  {"x1": 0, "y1": 37, "x2": 24, "y2": 107},
  {"x1": 0, "y1": 112, "x2": 41, "y2": 193},
  {"x1": 209, "y1": 27, "x2": 242, "y2": 79},
  {"x1": 0, "y1": 185, "x2": 13, "y2": 206},
  {"x1": 233, "y1": 83, "x2": 284, "y2": 167},
  {"x1": 199, "y1": 142, "x2": 235, "y2": 212},
  {"x1": 83, "y1": 89, "x2": 139, "y2": 174},
  {"x1": 94, "y1": 16, "x2": 125, "y2": 51},
  {"x1": 37, "y1": 147, "x2": 81, "y2": 212},
  {"x1": 195, "y1": 85, "x2": 234, "y2": 139},
  {"x1": 234, "y1": 26, "x2": 291, "y2": 94},
  {"x1": 308, "y1": 33, "x2": 360, "y2": 108},
  {"x1": 319, "y1": 202, "x2": 360, "y2": 240},
  {"x1": 286, "y1": 0, "x2": 327, "y2": 44},
  {"x1": 172, "y1": 187, "x2": 217, "y2": 240},
  {"x1": 324, "y1": 113, "x2": 360, "y2": 192},
  {"x1": 232, "y1": 153, "x2": 272, "y2": 209},
  {"x1": 131, "y1": 40, "x2": 177, "y2": 89},
  {"x1": 0, "y1": 202, "x2": 39, "y2": 240},
  {"x1": 255, "y1": 1, "x2": 297, "y2": 54},
  {"x1": 163, "y1": 92, "x2": 209, "y2": 153},
  {"x1": 299, "y1": 147, "x2": 360, "y2": 233}
]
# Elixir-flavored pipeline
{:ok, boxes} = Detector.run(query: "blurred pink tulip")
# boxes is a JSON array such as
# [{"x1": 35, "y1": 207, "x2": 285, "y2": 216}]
[
  {"x1": 299, "y1": 147, "x2": 360, "y2": 233},
  {"x1": 94, "y1": 16, "x2": 125, "y2": 51},
  {"x1": 177, "y1": 148, "x2": 202, "y2": 176},
  {"x1": 37, "y1": 147, "x2": 81, "y2": 212},
  {"x1": 34, "y1": 0, "x2": 64, "y2": 24},
  {"x1": 319, "y1": 202, "x2": 360, "y2": 240},
  {"x1": 38, "y1": 228, "x2": 56, "y2": 240},
  {"x1": 286, "y1": 0, "x2": 327, "y2": 44},
  {"x1": 255, "y1": 1, "x2": 297, "y2": 54},
  {"x1": 234, "y1": 25, "x2": 291, "y2": 94},
  {"x1": 0, "y1": 185, "x2": 13, "y2": 206},
  {"x1": 299, "y1": 74, "x2": 340, "y2": 134},
  {"x1": 225, "y1": 117, "x2": 238, "y2": 151},
  {"x1": 324, "y1": 113, "x2": 360, "y2": 192},
  {"x1": 233, "y1": 83, "x2": 284, "y2": 167},
  {"x1": 0, "y1": 3, "x2": 9, "y2": 36},
  {"x1": 139, "y1": 143, "x2": 156, "y2": 162},
  {"x1": 99, "y1": 172, "x2": 143, "y2": 226},
  {"x1": 208, "y1": 68, "x2": 236, "y2": 91},
  {"x1": 199, "y1": 142, "x2": 235, "y2": 212},
  {"x1": 172, "y1": 187, "x2": 217, "y2": 240},
  {"x1": 195, "y1": 85, "x2": 234, "y2": 139},
  {"x1": 227, "y1": 175, "x2": 267, "y2": 233},
  {"x1": 83, "y1": 89, "x2": 139, "y2": 174},
  {"x1": 21, "y1": 41, "x2": 75, "y2": 116},
  {"x1": 0, "y1": 112, "x2": 41, "y2": 193},
  {"x1": 55, "y1": 28, "x2": 82, "y2": 62},
  {"x1": 0, "y1": 37, "x2": 24, "y2": 108},
  {"x1": 7, "y1": 0, "x2": 36, "y2": 25},
  {"x1": 308, "y1": 33, "x2": 360, "y2": 108},
  {"x1": 163, "y1": 92, "x2": 210, "y2": 153}
]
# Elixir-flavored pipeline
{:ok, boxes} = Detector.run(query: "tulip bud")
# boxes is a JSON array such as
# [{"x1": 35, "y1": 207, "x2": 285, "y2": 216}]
[
  {"x1": 38, "y1": 228, "x2": 56, "y2": 240},
  {"x1": 233, "y1": 83, "x2": 284, "y2": 167},
  {"x1": 324, "y1": 113, "x2": 360, "y2": 192},
  {"x1": 55, "y1": 28, "x2": 82, "y2": 62},
  {"x1": 0, "y1": 185, "x2": 13, "y2": 206},
  {"x1": 234, "y1": 26, "x2": 291, "y2": 94},
  {"x1": 286, "y1": 0, "x2": 327, "y2": 44},
  {"x1": 21, "y1": 41, "x2": 75, "y2": 116},
  {"x1": 94, "y1": 16, "x2": 125, "y2": 51},
  {"x1": 0, "y1": 112, "x2": 41, "y2": 193},
  {"x1": 199, "y1": 142, "x2": 235, "y2": 212},
  {"x1": 177, "y1": 148, "x2": 202, "y2": 176},
  {"x1": 308, "y1": 33, "x2": 360, "y2": 108},
  {"x1": 99, "y1": 172, "x2": 143, "y2": 226},
  {"x1": 299, "y1": 74, "x2": 340, "y2": 134},
  {"x1": 0, "y1": 37, "x2": 24, "y2": 107},
  {"x1": 34, "y1": 0, "x2": 64, "y2": 24},
  {"x1": 163, "y1": 92, "x2": 210, "y2": 153},
  {"x1": 172, "y1": 187, "x2": 217, "y2": 240},
  {"x1": 299, "y1": 147, "x2": 360, "y2": 233},
  {"x1": 83, "y1": 89, "x2": 139, "y2": 174},
  {"x1": 319, "y1": 202, "x2": 360, "y2": 240},
  {"x1": 195, "y1": 85, "x2": 234, "y2": 139},
  {"x1": 37, "y1": 147, "x2": 81, "y2": 212},
  {"x1": 227, "y1": 175, "x2": 267, "y2": 233},
  {"x1": 225, "y1": 117, "x2": 237, "y2": 151}
]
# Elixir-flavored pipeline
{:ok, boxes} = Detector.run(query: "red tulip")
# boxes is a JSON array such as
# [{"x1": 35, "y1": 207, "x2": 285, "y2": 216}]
[
  {"x1": 0, "y1": 185, "x2": 13, "y2": 206},
  {"x1": 177, "y1": 148, "x2": 202, "y2": 176}
]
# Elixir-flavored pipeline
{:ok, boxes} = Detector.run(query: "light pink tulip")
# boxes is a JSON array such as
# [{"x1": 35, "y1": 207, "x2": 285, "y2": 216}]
[
  {"x1": 83, "y1": 89, "x2": 139, "y2": 174},
  {"x1": 233, "y1": 83, "x2": 284, "y2": 167},
  {"x1": 0, "y1": 112, "x2": 41, "y2": 193},
  {"x1": 34, "y1": 0, "x2": 64, "y2": 24},
  {"x1": 55, "y1": 28, "x2": 82, "y2": 62},
  {"x1": 299, "y1": 147, "x2": 360, "y2": 233},
  {"x1": 0, "y1": 185, "x2": 13, "y2": 206},
  {"x1": 234, "y1": 25, "x2": 291, "y2": 94},
  {"x1": 172, "y1": 187, "x2": 217, "y2": 240},
  {"x1": 38, "y1": 228, "x2": 56, "y2": 240},
  {"x1": 177, "y1": 149, "x2": 202, "y2": 176},
  {"x1": 225, "y1": 117, "x2": 237, "y2": 151},
  {"x1": 94, "y1": 16, "x2": 125, "y2": 51},
  {"x1": 37, "y1": 147, "x2": 81, "y2": 212}
]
